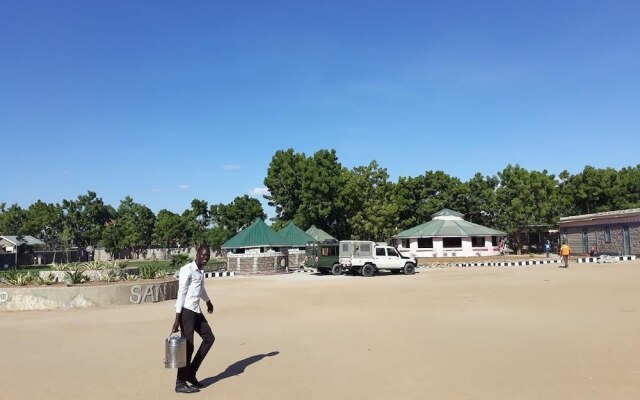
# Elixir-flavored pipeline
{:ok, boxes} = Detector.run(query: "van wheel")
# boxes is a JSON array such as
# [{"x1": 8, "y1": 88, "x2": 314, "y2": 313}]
[
  {"x1": 331, "y1": 264, "x2": 342, "y2": 275},
  {"x1": 403, "y1": 263, "x2": 416, "y2": 275},
  {"x1": 362, "y1": 264, "x2": 375, "y2": 277}
]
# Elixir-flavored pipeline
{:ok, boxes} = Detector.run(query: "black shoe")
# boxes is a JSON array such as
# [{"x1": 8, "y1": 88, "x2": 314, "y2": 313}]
[
  {"x1": 187, "y1": 378, "x2": 204, "y2": 389},
  {"x1": 175, "y1": 384, "x2": 200, "y2": 393}
]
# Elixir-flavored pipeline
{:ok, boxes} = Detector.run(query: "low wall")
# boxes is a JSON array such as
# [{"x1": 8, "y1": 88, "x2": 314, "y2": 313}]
[
  {"x1": 227, "y1": 252, "x2": 287, "y2": 275},
  {"x1": 0, "y1": 279, "x2": 178, "y2": 311},
  {"x1": 93, "y1": 247, "x2": 197, "y2": 262}
]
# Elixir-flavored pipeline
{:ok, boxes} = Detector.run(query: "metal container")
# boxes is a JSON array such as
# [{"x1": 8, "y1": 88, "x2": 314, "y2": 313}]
[{"x1": 164, "y1": 334, "x2": 187, "y2": 368}]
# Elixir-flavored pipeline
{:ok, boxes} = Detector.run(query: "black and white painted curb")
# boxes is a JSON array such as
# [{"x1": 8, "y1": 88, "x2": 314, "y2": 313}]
[
  {"x1": 577, "y1": 255, "x2": 636, "y2": 264},
  {"x1": 454, "y1": 259, "x2": 563, "y2": 267},
  {"x1": 292, "y1": 268, "x2": 317, "y2": 273},
  {"x1": 419, "y1": 259, "x2": 563, "y2": 268},
  {"x1": 203, "y1": 271, "x2": 235, "y2": 278}
]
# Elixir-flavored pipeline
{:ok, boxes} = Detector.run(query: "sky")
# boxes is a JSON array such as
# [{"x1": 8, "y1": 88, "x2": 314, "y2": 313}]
[{"x1": 2, "y1": 0, "x2": 639, "y2": 217}]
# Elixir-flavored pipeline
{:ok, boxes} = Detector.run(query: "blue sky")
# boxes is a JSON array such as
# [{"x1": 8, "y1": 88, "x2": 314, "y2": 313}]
[{"x1": 2, "y1": 0, "x2": 639, "y2": 217}]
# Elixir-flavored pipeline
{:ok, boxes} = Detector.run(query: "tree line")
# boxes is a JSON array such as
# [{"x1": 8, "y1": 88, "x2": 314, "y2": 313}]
[{"x1": 1, "y1": 148, "x2": 639, "y2": 255}]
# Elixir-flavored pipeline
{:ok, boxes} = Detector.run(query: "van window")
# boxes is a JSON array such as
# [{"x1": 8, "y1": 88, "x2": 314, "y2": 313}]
[
  {"x1": 387, "y1": 248, "x2": 398, "y2": 257},
  {"x1": 376, "y1": 248, "x2": 385, "y2": 256}
]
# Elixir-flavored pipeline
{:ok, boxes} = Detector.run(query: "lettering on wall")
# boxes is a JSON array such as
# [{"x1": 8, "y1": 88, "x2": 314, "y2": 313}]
[
  {"x1": 0, "y1": 291, "x2": 8, "y2": 303},
  {"x1": 129, "y1": 283, "x2": 177, "y2": 304}
]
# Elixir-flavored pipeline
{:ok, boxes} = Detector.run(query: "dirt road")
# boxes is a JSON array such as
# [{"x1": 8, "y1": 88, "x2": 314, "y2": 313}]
[{"x1": 2, "y1": 261, "x2": 639, "y2": 400}]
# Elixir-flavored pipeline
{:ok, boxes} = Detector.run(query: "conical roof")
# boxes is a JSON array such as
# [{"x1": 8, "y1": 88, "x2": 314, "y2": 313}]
[
  {"x1": 221, "y1": 218, "x2": 286, "y2": 249},
  {"x1": 431, "y1": 208, "x2": 464, "y2": 218},
  {"x1": 278, "y1": 222, "x2": 317, "y2": 247},
  {"x1": 394, "y1": 209, "x2": 505, "y2": 238},
  {"x1": 305, "y1": 225, "x2": 337, "y2": 242}
]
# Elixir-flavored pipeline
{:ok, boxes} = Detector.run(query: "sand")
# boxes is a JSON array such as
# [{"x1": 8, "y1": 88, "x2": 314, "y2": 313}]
[{"x1": 1, "y1": 261, "x2": 639, "y2": 400}]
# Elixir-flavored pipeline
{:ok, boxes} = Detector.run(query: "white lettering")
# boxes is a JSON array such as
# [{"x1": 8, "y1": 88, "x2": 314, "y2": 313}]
[
  {"x1": 142, "y1": 285, "x2": 154, "y2": 303},
  {"x1": 129, "y1": 285, "x2": 142, "y2": 304},
  {"x1": 0, "y1": 291, "x2": 8, "y2": 303}
]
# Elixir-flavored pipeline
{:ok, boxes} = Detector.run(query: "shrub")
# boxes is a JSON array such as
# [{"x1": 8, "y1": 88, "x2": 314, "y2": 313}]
[
  {"x1": 170, "y1": 253, "x2": 192, "y2": 268},
  {"x1": 0, "y1": 271, "x2": 34, "y2": 286},
  {"x1": 64, "y1": 263, "x2": 88, "y2": 285},
  {"x1": 139, "y1": 263, "x2": 166, "y2": 279},
  {"x1": 99, "y1": 269, "x2": 122, "y2": 283},
  {"x1": 33, "y1": 273, "x2": 55, "y2": 286}
]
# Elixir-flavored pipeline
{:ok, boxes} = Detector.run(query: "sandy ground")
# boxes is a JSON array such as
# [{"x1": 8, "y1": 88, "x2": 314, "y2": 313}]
[{"x1": 2, "y1": 261, "x2": 639, "y2": 400}]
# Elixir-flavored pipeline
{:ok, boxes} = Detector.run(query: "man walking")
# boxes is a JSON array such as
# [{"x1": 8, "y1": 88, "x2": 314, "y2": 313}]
[
  {"x1": 171, "y1": 245, "x2": 215, "y2": 393},
  {"x1": 560, "y1": 242, "x2": 571, "y2": 268}
]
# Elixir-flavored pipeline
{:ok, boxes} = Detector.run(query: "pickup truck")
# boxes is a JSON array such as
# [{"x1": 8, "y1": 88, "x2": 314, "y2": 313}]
[{"x1": 338, "y1": 240, "x2": 417, "y2": 277}]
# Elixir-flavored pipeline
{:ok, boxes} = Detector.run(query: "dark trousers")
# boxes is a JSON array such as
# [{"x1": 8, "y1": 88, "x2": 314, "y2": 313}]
[{"x1": 176, "y1": 308, "x2": 215, "y2": 385}]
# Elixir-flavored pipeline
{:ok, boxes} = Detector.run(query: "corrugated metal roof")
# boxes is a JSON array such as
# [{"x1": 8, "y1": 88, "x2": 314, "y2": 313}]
[
  {"x1": 559, "y1": 207, "x2": 640, "y2": 223},
  {"x1": 0, "y1": 235, "x2": 46, "y2": 246},
  {"x1": 305, "y1": 225, "x2": 336, "y2": 242},
  {"x1": 393, "y1": 218, "x2": 505, "y2": 238},
  {"x1": 431, "y1": 208, "x2": 465, "y2": 218},
  {"x1": 278, "y1": 222, "x2": 317, "y2": 246},
  {"x1": 221, "y1": 218, "x2": 286, "y2": 249}
]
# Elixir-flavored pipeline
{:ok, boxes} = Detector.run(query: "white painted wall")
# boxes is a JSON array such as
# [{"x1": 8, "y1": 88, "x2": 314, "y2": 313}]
[{"x1": 397, "y1": 236, "x2": 501, "y2": 258}]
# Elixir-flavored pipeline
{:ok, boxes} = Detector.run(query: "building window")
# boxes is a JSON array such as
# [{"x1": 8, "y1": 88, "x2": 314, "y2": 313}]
[
  {"x1": 491, "y1": 236, "x2": 498, "y2": 246},
  {"x1": 401, "y1": 239, "x2": 410, "y2": 248},
  {"x1": 417, "y1": 238, "x2": 433, "y2": 248},
  {"x1": 604, "y1": 228, "x2": 611, "y2": 243},
  {"x1": 443, "y1": 237, "x2": 462, "y2": 248},
  {"x1": 471, "y1": 236, "x2": 485, "y2": 247}
]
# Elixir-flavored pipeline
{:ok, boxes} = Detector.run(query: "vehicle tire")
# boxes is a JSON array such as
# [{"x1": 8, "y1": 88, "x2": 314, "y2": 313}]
[
  {"x1": 331, "y1": 264, "x2": 342, "y2": 276},
  {"x1": 403, "y1": 263, "x2": 416, "y2": 275},
  {"x1": 362, "y1": 264, "x2": 375, "y2": 277}
]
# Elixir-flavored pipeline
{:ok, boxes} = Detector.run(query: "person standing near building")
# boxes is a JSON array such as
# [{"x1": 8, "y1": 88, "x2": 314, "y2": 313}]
[
  {"x1": 171, "y1": 245, "x2": 215, "y2": 393},
  {"x1": 560, "y1": 242, "x2": 571, "y2": 268},
  {"x1": 544, "y1": 240, "x2": 551, "y2": 258}
]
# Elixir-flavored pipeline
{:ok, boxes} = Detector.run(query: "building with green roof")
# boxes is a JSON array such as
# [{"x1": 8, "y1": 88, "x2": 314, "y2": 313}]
[
  {"x1": 305, "y1": 225, "x2": 337, "y2": 242},
  {"x1": 221, "y1": 218, "x2": 286, "y2": 253},
  {"x1": 392, "y1": 209, "x2": 506, "y2": 258},
  {"x1": 278, "y1": 222, "x2": 317, "y2": 248}
]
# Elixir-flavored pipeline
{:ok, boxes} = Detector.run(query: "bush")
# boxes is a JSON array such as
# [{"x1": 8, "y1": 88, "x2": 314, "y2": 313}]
[
  {"x1": 139, "y1": 263, "x2": 166, "y2": 279},
  {"x1": 0, "y1": 271, "x2": 34, "y2": 286},
  {"x1": 170, "y1": 253, "x2": 192, "y2": 268},
  {"x1": 64, "y1": 263, "x2": 88, "y2": 285}
]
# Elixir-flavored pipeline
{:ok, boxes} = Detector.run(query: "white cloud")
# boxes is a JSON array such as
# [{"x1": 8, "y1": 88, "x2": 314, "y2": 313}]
[
  {"x1": 178, "y1": 184, "x2": 189, "y2": 190},
  {"x1": 248, "y1": 187, "x2": 270, "y2": 197},
  {"x1": 222, "y1": 164, "x2": 241, "y2": 170}
]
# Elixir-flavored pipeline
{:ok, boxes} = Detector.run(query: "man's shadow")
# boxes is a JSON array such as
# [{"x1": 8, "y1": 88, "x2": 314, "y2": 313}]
[{"x1": 202, "y1": 351, "x2": 279, "y2": 387}]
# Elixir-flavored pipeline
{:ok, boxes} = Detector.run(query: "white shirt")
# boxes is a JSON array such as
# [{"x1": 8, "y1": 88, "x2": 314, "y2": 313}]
[{"x1": 175, "y1": 261, "x2": 211, "y2": 314}]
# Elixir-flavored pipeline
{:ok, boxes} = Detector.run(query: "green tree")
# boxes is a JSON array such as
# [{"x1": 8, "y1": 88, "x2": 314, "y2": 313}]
[
  {"x1": 612, "y1": 165, "x2": 640, "y2": 210},
  {"x1": 211, "y1": 195, "x2": 266, "y2": 234},
  {"x1": 296, "y1": 149, "x2": 344, "y2": 233},
  {"x1": 453, "y1": 173, "x2": 499, "y2": 226},
  {"x1": 263, "y1": 148, "x2": 306, "y2": 224},
  {"x1": 396, "y1": 171, "x2": 463, "y2": 230},
  {"x1": 62, "y1": 191, "x2": 114, "y2": 248},
  {"x1": 0, "y1": 203, "x2": 26, "y2": 235},
  {"x1": 102, "y1": 221, "x2": 126, "y2": 257},
  {"x1": 209, "y1": 195, "x2": 266, "y2": 252},
  {"x1": 22, "y1": 201, "x2": 64, "y2": 242},
  {"x1": 495, "y1": 164, "x2": 560, "y2": 253},
  {"x1": 182, "y1": 199, "x2": 209, "y2": 247},
  {"x1": 338, "y1": 161, "x2": 398, "y2": 241},
  {"x1": 115, "y1": 196, "x2": 156, "y2": 257},
  {"x1": 154, "y1": 209, "x2": 187, "y2": 248}
]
